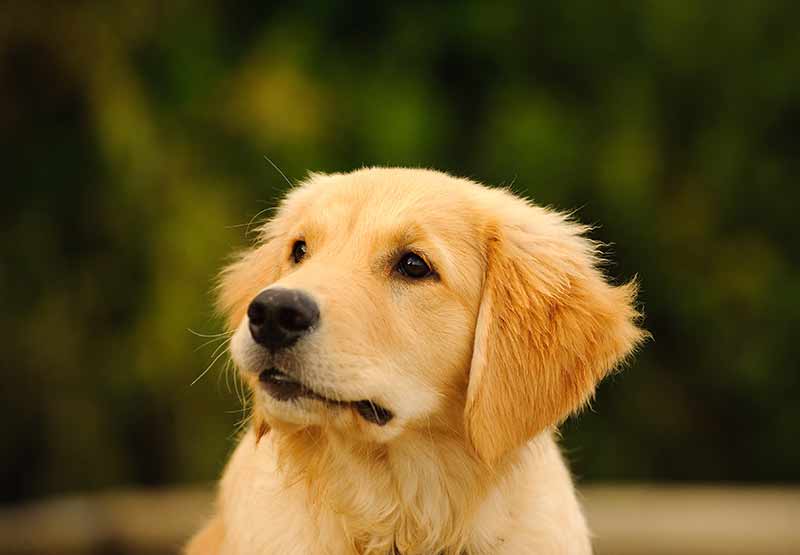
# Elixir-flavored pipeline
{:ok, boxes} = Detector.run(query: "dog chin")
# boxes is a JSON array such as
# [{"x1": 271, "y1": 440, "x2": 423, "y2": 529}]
[{"x1": 257, "y1": 389, "x2": 330, "y2": 427}]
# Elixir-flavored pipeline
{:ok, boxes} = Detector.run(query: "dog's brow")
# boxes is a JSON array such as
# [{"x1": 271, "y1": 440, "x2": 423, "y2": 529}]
[
  {"x1": 387, "y1": 222, "x2": 428, "y2": 245},
  {"x1": 286, "y1": 221, "x2": 324, "y2": 246}
]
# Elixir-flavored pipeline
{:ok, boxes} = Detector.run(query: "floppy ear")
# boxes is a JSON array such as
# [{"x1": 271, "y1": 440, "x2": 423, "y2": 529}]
[{"x1": 465, "y1": 204, "x2": 645, "y2": 465}]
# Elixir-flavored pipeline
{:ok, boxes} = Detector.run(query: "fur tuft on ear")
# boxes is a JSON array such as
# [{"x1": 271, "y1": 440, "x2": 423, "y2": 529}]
[{"x1": 465, "y1": 202, "x2": 646, "y2": 466}]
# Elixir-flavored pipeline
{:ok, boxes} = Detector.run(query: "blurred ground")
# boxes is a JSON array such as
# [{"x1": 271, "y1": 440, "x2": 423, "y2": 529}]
[{"x1": 1, "y1": 484, "x2": 798, "y2": 555}]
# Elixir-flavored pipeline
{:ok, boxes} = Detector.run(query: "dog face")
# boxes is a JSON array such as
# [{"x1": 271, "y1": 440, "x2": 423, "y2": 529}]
[{"x1": 221, "y1": 168, "x2": 644, "y2": 461}]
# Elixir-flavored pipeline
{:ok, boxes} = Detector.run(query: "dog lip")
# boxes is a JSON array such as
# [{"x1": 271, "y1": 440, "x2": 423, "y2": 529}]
[
  {"x1": 258, "y1": 367, "x2": 320, "y2": 402},
  {"x1": 258, "y1": 368, "x2": 394, "y2": 425}
]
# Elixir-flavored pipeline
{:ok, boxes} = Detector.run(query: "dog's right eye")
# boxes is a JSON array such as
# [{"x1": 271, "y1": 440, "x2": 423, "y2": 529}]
[
  {"x1": 396, "y1": 252, "x2": 432, "y2": 279},
  {"x1": 291, "y1": 240, "x2": 307, "y2": 263}
]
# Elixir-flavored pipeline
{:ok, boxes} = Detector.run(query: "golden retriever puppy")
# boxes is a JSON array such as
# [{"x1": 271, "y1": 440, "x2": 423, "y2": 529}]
[{"x1": 186, "y1": 168, "x2": 644, "y2": 555}]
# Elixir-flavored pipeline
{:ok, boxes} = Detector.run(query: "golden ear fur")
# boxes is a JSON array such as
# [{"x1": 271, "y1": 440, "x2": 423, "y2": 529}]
[{"x1": 465, "y1": 201, "x2": 646, "y2": 465}]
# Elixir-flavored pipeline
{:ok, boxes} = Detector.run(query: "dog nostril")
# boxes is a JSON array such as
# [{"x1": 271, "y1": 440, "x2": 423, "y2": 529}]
[
  {"x1": 247, "y1": 299, "x2": 267, "y2": 325},
  {"x1": 277, "y1": 306, "x2": 313, "y2": 331}
]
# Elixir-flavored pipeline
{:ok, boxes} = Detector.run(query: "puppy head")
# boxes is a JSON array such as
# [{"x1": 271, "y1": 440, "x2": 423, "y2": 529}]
[
  {"x1": 218, "y1": 168, "x2": 644, "y2": 454},
  {"x1": 221, "y1": 169, "x2": 486, "y2": 442}
]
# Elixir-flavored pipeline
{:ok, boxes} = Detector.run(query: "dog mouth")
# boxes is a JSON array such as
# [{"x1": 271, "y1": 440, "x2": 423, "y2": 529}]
[{"x1": 258, "y1": 368, "x2": 394, "y2": 426}]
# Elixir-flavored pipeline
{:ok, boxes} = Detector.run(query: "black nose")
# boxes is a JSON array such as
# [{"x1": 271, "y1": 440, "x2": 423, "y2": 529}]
[{"x1": 247, "y1": 288, "x2": 320, "y2": 351}]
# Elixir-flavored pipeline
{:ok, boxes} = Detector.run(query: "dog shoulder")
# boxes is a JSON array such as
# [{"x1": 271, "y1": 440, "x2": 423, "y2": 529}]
[
  {"x1": 184, "y1": 515, "x2": 225, "y2": 555},
  {"x1": 470, "y1": 433, "x2": 592, "y2": 554}
]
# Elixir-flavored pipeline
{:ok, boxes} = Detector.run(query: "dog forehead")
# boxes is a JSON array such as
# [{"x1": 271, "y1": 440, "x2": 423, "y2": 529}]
[{"x1": 283, "y1": 168, "x2": 484, "y2": 241}]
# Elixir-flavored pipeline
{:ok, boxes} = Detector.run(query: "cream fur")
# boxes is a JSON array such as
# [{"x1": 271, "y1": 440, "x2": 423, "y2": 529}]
[{"x1": 186, "y1": 168, "x2": 645, "y2": 555}]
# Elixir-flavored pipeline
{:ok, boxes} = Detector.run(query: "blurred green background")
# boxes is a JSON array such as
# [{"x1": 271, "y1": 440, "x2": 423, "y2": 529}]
[{"x1": 2, "y1": 0, "x2": 799, "y2": 506}]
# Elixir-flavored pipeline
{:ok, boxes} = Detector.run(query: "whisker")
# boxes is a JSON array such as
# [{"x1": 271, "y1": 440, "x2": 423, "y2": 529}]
[
  {"x1": 223, "y1": 206, "x2": 279, "y2": 236},
  {"x1": 230, "y1": 393, "x2": 253, "y2": 439},
  {"x1": 207, "y1": 337, "x2": 232, "y2": 363},
  {"x1": 233, "y1": 364, "x2": 248, "y2": 408},
  {"x1": 190, "y1": 339, "x2": 231, "y2": 386},
  {"x1": 218, "y1": 356, "x2": 234, "y2": 392},
  {"x1": 194, "y1": 335, "x2": 229, "y2": 352},
  {"x1": 264, "y1": 155, "x2": 293, "y2": 188},
  {"x1": 187, "y1": 328, "x2": 233, "y2": 339}
]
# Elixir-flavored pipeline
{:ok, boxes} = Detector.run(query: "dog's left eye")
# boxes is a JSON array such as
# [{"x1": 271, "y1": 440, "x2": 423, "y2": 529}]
[
  {"x1": 396, "y1": 252, "x2": 432, "y2": 279},
  {"x1": 291, "y1": 240, "x2": 307, "y2": 263}
]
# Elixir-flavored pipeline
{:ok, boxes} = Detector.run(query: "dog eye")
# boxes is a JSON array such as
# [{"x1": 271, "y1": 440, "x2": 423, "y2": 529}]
[
  {"x1": 291, "y1": 240, "x2": 307, "y2": 263},
  {"x1": 396, "y1": 252, "x2": 432, "y2": 279}
]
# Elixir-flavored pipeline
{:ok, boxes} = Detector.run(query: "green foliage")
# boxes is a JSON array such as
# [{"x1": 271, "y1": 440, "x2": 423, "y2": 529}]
[{"x1": 2, "y1": 1, "x2": 798, "y2": 501}]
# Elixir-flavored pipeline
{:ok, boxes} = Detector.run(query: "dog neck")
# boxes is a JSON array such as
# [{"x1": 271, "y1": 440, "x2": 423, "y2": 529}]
[{"x1": 264, "y1": 420, "x2": 514, "y2": 555}]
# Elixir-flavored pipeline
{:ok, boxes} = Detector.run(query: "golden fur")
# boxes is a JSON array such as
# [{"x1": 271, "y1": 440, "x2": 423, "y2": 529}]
[{"x1": 187, "y1": 168, "x2": 645, "y2": 554}]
